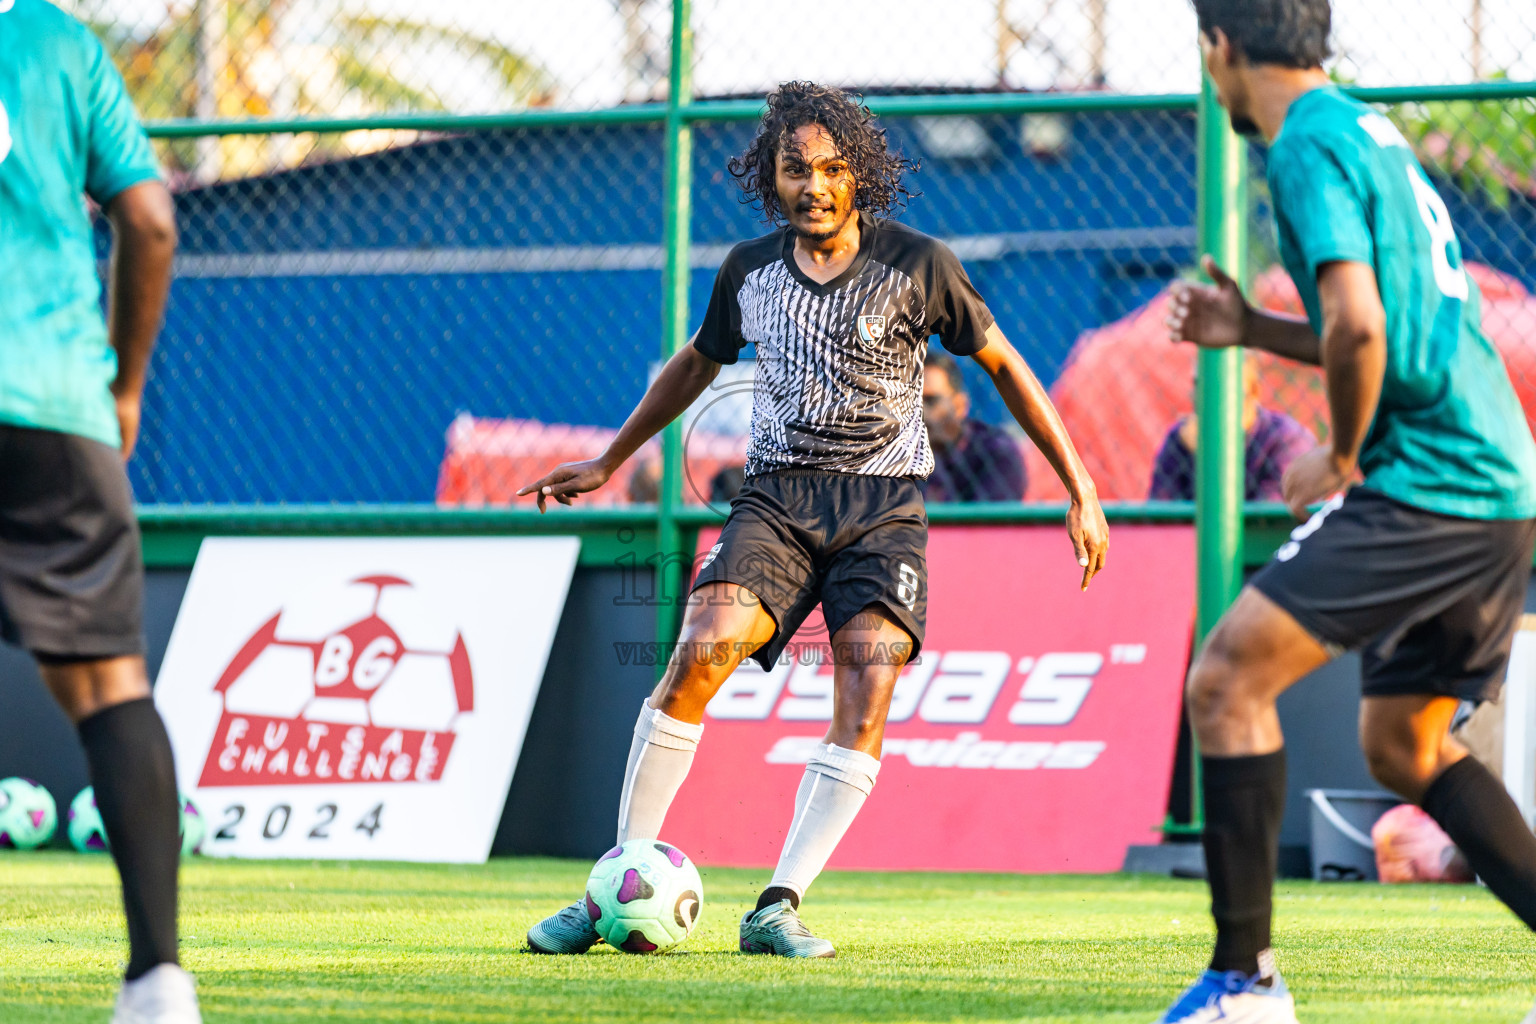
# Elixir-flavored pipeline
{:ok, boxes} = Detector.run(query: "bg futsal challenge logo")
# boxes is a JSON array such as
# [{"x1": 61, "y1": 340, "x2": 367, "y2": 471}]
[{"x1": 197, "y1": 575, "x2": 474, "y2": 788}]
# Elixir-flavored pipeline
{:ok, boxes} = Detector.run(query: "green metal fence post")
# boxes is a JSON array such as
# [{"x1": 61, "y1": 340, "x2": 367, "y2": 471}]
[
  {"x1": 656, "y1": 0, "x2": 694, "y2": 677},
  {"x1": 1195, "y1": 77, "x2": 1249, "y2": 638},
  {"x1": 1189, "y1": 70, "x2": 1250, "y2": 831}
]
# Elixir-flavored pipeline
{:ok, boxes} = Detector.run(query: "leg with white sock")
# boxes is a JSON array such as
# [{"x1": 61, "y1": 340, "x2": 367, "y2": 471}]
[
  {"x1": 741, "y1": 605, "x2": 909, "y2": 958},
  {"x1": 528, "y1": 581, "x2": 775, "y2": 954},
  {"x1": 759, "y1": 605, "x2": 908, "y2": 910},
  {"x1": 619, "y1": 581, "x2": 778, "y2": 843},
  {"x1": 615, "y1": 702, "x2": 704, "y2": 844},
  {"x1": 762, "y1": 742, "x2": 880, "y2": 905}
]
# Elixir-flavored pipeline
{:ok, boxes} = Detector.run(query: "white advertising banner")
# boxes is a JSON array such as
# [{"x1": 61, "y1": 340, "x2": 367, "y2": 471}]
[{"x1": 154, "y1": 537, "x2": 579, "y2": 863}]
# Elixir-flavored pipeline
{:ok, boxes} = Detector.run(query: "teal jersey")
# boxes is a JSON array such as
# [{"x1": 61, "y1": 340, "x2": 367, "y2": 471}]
[
  {"x1": 1267, "y1": 85, "x2": 1536, "y2": 521},
  {"x1": 0, "y1": 0, "x2": 160, "y2": 447}
]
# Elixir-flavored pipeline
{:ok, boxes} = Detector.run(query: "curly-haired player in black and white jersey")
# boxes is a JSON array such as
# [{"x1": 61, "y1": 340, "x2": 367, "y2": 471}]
[{"x1": 519, "y1": 81, "x2": 1109, "y2": 958}]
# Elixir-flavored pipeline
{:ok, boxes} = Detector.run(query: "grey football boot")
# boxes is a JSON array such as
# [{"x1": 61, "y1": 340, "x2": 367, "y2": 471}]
[
  {"x1": 738, "y1": 900, "x2": 836, "y2": 958},
  {"x1": 526, "y1": 898, "x2": 603, "y2": 954}
]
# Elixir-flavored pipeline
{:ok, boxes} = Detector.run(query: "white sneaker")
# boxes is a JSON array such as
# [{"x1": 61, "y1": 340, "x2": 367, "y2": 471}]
[
  {"x1": 1520, "y1": 998, "x2": 1536, "y2": 1024},
  {"x1": 111, "y1": 964, "x2": 202, "y2": 1024}
]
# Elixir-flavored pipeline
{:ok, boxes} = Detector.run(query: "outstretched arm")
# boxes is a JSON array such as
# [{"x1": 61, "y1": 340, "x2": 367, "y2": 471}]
[
  {"x1": 970, "y1": 324, "x2": 1109, "y2": 590},
  {"x1": 1167, "y1": 255, "x2": 1323, "y2": 366},
  {"x1": 518, "y1": 341, "x2": 722, "y2": 511}
]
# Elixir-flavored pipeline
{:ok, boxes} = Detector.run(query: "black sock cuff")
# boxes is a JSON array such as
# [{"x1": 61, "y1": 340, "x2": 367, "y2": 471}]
[
  {"x1": 757, "y1": 886, "x2": 800, "y2": 912},
  {"x1": 1421, "y1": 755, "x2": 1488, "y2": 815},
  {"x1": 77, "y1": 696, "x2": 159, "y2": 741},
  {"x1": 1202, "y1": 748, "x2": 1287, "y2": 788}
]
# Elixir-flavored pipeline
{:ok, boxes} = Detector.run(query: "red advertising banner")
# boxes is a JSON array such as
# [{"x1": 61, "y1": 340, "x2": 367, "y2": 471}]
[{"x1": 665, "y1": 524, "x2": 1196, "y2": 874}]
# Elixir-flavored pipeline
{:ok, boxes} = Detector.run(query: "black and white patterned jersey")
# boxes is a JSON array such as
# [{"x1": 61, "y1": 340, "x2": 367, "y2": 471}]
[{"x1": 692, "y1": 212, "x2": 995, "y2": 478}]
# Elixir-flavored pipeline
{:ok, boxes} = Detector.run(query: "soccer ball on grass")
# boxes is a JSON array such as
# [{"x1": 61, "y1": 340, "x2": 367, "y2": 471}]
[
  {"x1": 180, "y1": 793, "x2": 206, "y2": 855},
  {"x1": 0, "y1": 777, "x2": 58, "y2": 849},
  {"x1": 585, "y1": 838, "x2": 704, "y2": 953},
  {"x1": 68, "y1": 787, "x2": 109, "y2": 852},
  {"x1": 68, "y1": 787, "x2": 208, "y2": 855}
]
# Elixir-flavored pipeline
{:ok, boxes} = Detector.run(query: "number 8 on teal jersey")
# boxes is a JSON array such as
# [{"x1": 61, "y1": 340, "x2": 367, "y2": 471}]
[{"x1": 1266, "y1": 84, "x2": 1536, "y2": 522}]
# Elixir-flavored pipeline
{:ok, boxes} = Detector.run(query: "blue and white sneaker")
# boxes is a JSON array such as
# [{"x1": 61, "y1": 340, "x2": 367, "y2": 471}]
[{"x1": 1155, "y1": 968, "x2": 1297, "y2": 1023}]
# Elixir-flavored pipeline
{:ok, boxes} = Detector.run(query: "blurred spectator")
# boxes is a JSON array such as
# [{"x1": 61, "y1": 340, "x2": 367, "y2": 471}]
[
  {"x1": 921, "y1": 350, "x2": 1028, "y2": 503},
  {"x1": 628, "y1": 458, "x2": 660, "y2": 503},
  {"x1": 709, "y1": 464, "x2": 746, "y2": 504},
  {"x1": 1148, "y1": 359, "x2": 1314, "y2": 501}
]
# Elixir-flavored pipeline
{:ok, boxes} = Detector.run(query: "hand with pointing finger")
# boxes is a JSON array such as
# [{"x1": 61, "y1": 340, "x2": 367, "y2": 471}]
[
  {"x1": 1166, "y1": 254, "x2": 1250, "y2": 350},
  {"x1": 516, "y1": 458, "x2": 614, "y2": 512},
  {"x1": 1068, "y1": 493, "x2": 1109, "y2": 592}
]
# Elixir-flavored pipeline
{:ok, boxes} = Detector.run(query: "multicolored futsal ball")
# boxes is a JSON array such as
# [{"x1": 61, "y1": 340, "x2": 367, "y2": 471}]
[
  {"x1": 67, "y1": 787, "x2": 109, "y2": 853},
  {"x1": 180, "y1": 793, "x2": 206, "y2": 856},
  {"x1": 0, "y1": 777, "x2": 58, "y2": 850},
  {"x1": 584, "y1": 838, "x2": 704, "y2": 953}
]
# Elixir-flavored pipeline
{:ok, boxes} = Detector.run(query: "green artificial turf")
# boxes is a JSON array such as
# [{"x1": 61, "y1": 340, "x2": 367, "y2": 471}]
[{"x1": 0, "y1": 851, "x2": 1531, "y2": 1022}]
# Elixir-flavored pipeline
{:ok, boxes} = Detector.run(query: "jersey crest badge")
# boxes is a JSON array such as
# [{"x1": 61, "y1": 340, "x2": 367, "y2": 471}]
[{"x1": 856, "y1": 314, "x2": 887, "y2": 345}]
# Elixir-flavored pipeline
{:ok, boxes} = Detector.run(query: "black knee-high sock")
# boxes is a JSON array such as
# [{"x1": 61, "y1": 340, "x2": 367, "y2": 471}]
[
  {"x1": 1421, "y1": 756, "x2": 1536, "y2": 929},
  {"x1": 1201, "y1": 749, "x2": 1286, "y2": 975},
  {"x1": 77, "y1": 698, "x2": 181, "y2": 980}
]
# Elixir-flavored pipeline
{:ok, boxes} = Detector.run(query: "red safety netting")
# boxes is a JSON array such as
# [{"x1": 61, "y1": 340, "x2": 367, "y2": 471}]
[
  {"x1": 437, "y1": 264, "x2": 1536, "y2": 508},
  {"x1": 436, "y1": 415, "x2": 747, "y2": 507},
  {"x1": 1024, "y1": 262, "x2": 1536, "y2": 502}
]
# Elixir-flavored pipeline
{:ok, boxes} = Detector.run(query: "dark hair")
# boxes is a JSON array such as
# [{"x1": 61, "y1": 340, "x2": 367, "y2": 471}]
[
  {"x1": 1192, "y1": 0, "x2": 1332, "y2": 68},
  {"x1": 728, "y1": 81, "x2": 918, "y2": 224},
  {"x1": 924, "y1": 349, "x2": 967, "y2": 396}
]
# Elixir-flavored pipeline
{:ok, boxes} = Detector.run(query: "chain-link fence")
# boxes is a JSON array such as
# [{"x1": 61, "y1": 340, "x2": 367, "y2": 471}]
[
  {"x1": 59, "y1": 0, "x2": 1536, "y2": 508},
  {"x1": 73, "y1": 0, "x2": 1536, "y2": 126}
]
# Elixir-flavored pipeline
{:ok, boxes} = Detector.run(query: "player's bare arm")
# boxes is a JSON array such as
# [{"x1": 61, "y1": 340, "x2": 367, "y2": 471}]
[
  {"x1": 970, "y1": 323, "x2": 1108, "y2": 590},
  {"x1": 1167, "y1": 254, "x2": 1322, "y2": 365},
  {"x1": 104, "y1": 180, "x2": 176, "y2": 459},
  {"x1": 1280, "y1": 259, "x2": 1386, "y2": 519},
  {"x1": 516, "y1": 341, "x2": 722, "y2": 511}
]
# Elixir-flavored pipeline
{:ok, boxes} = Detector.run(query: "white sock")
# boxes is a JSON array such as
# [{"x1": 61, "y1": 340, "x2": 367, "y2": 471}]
[
  {"x1": 767, "y1": 743, "x2": 881, "y2": 900},
  {"x1": 615, "y1": 702, "x2": 704, "y2": 844}
]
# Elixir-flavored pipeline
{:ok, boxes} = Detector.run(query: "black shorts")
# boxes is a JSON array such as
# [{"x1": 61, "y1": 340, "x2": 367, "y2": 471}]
[
  {"x1": 0, "y1": 424, "x2": 145, "y2": 660},
  {"x1": 691, "y1": 469, "x2": 927, "y2": 671},
  {"x1": 1250, "y1": 486, "x2": 1535, "y2": 702}
]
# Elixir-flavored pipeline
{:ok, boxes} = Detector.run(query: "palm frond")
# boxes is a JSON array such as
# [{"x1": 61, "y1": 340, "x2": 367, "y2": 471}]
[
  {"x1": 1397, "y1": 87, "x2": 1536, "y2": 209},
  {"x1": 334, "y1": 15, "x2": 555, "y2": 106},
  {"x1": 333, "y1": 51, "x2": 443, "y2": 113}
]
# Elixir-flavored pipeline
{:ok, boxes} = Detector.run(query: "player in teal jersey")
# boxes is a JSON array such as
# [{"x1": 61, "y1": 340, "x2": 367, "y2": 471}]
[
  {"x1": 1157, "y1": 2, "x2": 1536, "y2": 1022},
  {"x1": 1, "y1": 2, "x2": 198, "y2": 1021}
]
